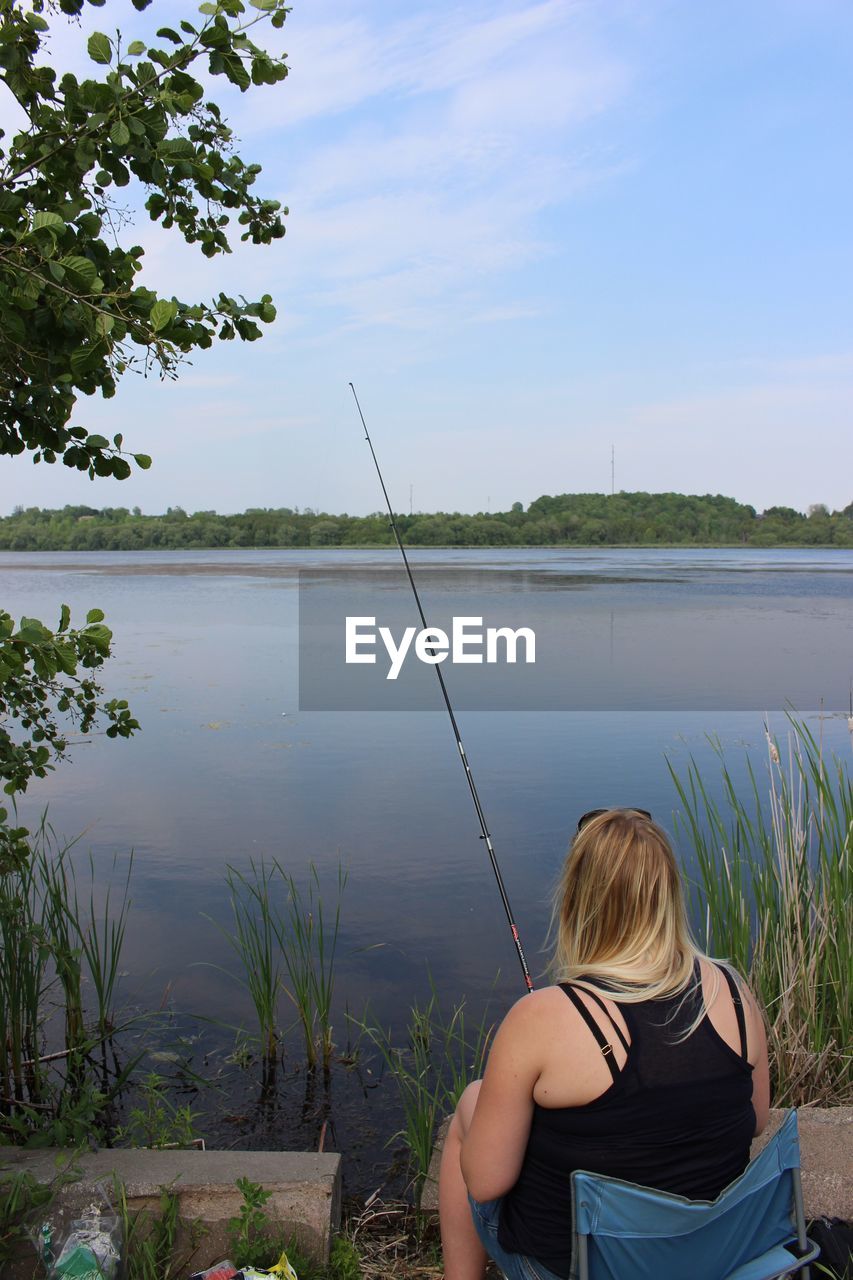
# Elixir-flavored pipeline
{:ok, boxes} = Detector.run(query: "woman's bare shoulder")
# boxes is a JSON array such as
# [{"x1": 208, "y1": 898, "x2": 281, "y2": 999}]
[
  {"x1": 698, "y1": 956, "x2": 761, "y2": 1010},
  {"x1": 500, "y1": 984, "x2": 570, "y2": 1026},
  {"x1": 489, "y1": 985, "x2": 572, "y2": 1049},
  {"x1": 698, "y1": 957, "x2": 766, "y2": 1054}
]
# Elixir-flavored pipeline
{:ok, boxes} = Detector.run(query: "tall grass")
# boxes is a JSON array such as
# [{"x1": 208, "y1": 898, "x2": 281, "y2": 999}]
[
  {"x1": 670, "y1": 715, "x2": 852, "y2": 1106},
  {"x1": 274, "y1": 862, "x2": 346, "y2": 1070},
  {"x1": 358, "y1": 980, "x2": 495, "y2": 1203},
  {"x1": 38, "y1": 844, "x2": 86, "y2": 1060},
  {"x1": 222, "y1": 860, "x2": 283, "y2": 1062},
  {"x1": 0, "y1": 850, "x2": 47, "y2": 1102},
  {"x1": 78, "y1": 851, "x2": 133, "y2": 1040},
  {"x1": 0, "y1": 821, "x2": 132, "y2": 1133},
  {"x1": 115, "y1": 1182, "x2": 198, "y2": 1280},
  {"x1": 218, "y1": 860, "x2": 346, "y2": 1069}
]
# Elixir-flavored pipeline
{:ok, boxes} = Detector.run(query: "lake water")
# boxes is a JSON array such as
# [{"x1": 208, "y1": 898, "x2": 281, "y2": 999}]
[{"x1": 3, "y1": 547, "x2": 851, "y2": 1187}]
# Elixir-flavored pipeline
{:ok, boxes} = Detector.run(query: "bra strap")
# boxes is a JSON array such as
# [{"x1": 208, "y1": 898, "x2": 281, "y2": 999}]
[
  {"x1": 581, "y1": 988, "x2": 631, "y2": 1054},
  {"x1": 560, "y1": 985, "x2": 621, "y2": 1082},
  {"x1": 716, "y1": 964, "x2": 748, "y2": 1061}
]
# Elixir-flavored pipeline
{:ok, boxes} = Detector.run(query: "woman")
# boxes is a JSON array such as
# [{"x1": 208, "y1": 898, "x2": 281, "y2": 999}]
[{"x1": 439, "y1": 808, "x2": 770, "y2": 1280}]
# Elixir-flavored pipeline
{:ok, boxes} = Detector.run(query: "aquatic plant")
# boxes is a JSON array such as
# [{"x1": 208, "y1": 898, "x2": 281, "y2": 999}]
[
  {"x1": 0, "y1": 821, "x2": 134, "y2": 1140},
  {"x1": 216, "y1": 859, "x2": 346, "y2": 1071},
  {"x1": 358, "y1": 980, "x2": 495, "y2": 1203},
  {"x1": 37, "y1": 840, "x2": 86, "y2": 1059},
  {"x1": 0, "y1": 844, "x2": 47, "y2": 1102},
  {"x1": 670, "y1": 714, "x2": 852, "y2": 1106},
  {"x1": 272, "y1": 861, "x2": 346, "y2": 1070},
  {"x1": 222, "y1": 860, "x2": 283, "y2": 1062},
  {"x1": 78, "y1": 851, "x2": 133, "y2": 1041},
  {"x1": 114, "y1": 1071, "x2": 201, "y2": 1150}
]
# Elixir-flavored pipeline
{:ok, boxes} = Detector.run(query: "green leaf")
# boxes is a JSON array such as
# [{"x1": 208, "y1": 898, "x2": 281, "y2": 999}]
[
  {"x1": 87, "y1": 32, "x2": 113, "y2": 64},
  {"x1": 58, "y1": 604, "x2": 71, "y2": 633},
  {"x1": 127, "y1": 40, "x2": 146, "y2": 55},
  {"x1": 86, "y1": 435, "x2": 109, "y2": 449},
  {"x1": 86, "y1": 609, "x2": 105, "y2": 624},
  {"x1": 222, "y1": 53, "x2": 251, "y2": 91},
  {"x1": 150, "y1": 299, "x2": 178, "y2": 332},
  {"x1": 31, "y1": 211, "x2": 65, "y2": 232},
  {"x1": 159, "y1": 137, "x2": 195, "y2": 159},
  {"x1": 110, "y1": 120, "x2": 130, "y2": 146},
  {"x1": 134, "y1": 453, "x2": 153, "y2": 470},
  {"x1": 70, "y1": 347, "x2": 99, "y2": 378},
  {"x1": 59, "y1": 255, "x2": 97, "y2": 289},
  {"x1": 96, "y1": 313, "x2": 115, "y2": 336}
]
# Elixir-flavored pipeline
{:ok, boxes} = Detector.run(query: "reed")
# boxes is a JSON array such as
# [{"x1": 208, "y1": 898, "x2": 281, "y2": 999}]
[
  {"x1": 77, "y1": 851, "x2": 133, "y2": 1040},
  {"x1": 34, "y1": 835, "x2": 87, "y2": 1062},
  {"x1": 358, "y1": 981, "x2": 494, "y2": 1203},
  {"x1": 670, "y1": 715, "x2": 852, "y2": 1106},
  {"x1": 222, "y1": 860, "x2": 283, "y2": 1062},
  {"x1": 273, "y1": 861, "x2": 346, "y2": 1070},
  {"x1": 0, "y1": 850, "x2": 47, "y2": 1101},
  {"x1": 0, "y1": 821, "x2": 134, "y2": 1139}
]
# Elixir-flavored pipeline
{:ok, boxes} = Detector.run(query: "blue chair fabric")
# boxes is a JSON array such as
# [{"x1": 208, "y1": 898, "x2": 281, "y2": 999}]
[{"x1": 569, "y1": 1110, "x2": 819, "y2": 1280}]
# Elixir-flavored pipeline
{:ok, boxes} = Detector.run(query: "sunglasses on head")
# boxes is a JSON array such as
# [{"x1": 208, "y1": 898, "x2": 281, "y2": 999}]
[{"x1": 577, "y1": 807, "x2": 652, "y2": 833}]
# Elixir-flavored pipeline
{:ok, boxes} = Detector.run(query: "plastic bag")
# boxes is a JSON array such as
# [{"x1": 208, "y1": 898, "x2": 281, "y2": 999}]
[
  {"x1": 45, "y1": 1185, "x2": 123, "y2": 1280},
  {"x1": 228, "y1": 1258, "x2": 299, "y2": 1280},
  {"x1": 268, "y1": 1253, "x2": 299, "y2": 1280}
]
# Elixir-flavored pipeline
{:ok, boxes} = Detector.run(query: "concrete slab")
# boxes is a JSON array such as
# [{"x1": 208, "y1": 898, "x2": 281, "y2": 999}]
[
  {"x1": 754, "y1": 1107, "x2": 852, "y2": 1220},
  {"x1": 421, "y1": 1107, "x2": 852, "y2": 1219},
  {"x1": 1, "y1": 1147, "x2": 341, "y2": 1279}
]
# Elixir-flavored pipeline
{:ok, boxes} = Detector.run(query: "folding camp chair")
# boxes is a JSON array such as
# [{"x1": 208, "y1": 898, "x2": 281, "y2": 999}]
[{"x1": 569, "y1": 1110, "x2": 819, "y2": 1280}]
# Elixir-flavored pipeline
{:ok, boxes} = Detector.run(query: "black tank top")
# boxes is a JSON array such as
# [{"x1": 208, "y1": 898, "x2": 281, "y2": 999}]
[{"x1": 497, "y1": 962, "x2": 755, "y2": 1278}]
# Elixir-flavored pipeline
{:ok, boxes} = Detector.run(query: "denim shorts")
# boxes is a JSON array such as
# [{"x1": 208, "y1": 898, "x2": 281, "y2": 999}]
[{"x1": 468, "y1": 1194, "x2": 564, "y2": 1280}]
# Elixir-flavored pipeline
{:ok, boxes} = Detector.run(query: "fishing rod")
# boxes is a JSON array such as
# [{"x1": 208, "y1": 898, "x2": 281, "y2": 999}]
[{"x1": 349, "y1": 382, "x2": 534, "y2": 994}]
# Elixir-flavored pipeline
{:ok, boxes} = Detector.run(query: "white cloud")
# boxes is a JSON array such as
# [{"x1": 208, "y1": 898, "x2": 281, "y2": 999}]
[
  {"x1": 255, "y1": 1, "x2": 586, "y2": 128},
  {"x1": 260, "y1": 2, "x2": 632, "y2": 333},
  {"x1": 2, "y1": 0, "x2": 633, "y2": 347}
]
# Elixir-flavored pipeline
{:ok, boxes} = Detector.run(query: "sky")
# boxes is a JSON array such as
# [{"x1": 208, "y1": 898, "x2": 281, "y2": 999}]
[{"x1": 3, "y1": 0, "x2": 852, "y2": 517}]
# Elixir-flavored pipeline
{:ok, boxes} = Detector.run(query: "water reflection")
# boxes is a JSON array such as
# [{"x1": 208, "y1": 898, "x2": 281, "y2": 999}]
[{"x1": 1, "y1": 551, "x2": 850, "y2": 1039}]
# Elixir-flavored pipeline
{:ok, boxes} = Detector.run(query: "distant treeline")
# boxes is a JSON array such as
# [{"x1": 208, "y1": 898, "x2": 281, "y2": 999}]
[{"x1": 3, "y1": 493, "x2": 853, "y2": 549}]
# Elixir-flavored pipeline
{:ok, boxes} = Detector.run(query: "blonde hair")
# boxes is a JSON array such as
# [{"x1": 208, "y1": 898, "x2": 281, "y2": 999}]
[{"x1": 550, "y1": 809, "x2": 711, "y2": 1011}]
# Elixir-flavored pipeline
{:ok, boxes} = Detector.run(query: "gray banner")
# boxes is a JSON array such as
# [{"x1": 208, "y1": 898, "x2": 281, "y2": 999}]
[{"x1": 297, "y1": 565, "x2": 853, "y2": 711}]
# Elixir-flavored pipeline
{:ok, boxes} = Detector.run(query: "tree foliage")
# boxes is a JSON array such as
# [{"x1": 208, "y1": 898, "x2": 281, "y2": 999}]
[
  {"x1": 0, "y1": 0, "x2": 287, "y2": 476},
  {"x1": 0, "y1": 605, "x2": 139, "y2": 870},
  {"x1": 3, "y1": 492, "x2": 851, "y2": 551},
  {"x1": 0, "y1": 0, "x2": 289, "y2": 850}
]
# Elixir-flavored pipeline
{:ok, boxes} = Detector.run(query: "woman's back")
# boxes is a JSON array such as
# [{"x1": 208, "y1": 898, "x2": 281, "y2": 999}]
[
  {"x1": 497, "y1": 961, "x2": 756, "y2": 1275},
  {"x1": 439, "y1": 811, "x2": 770, "y2": 1280}
]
